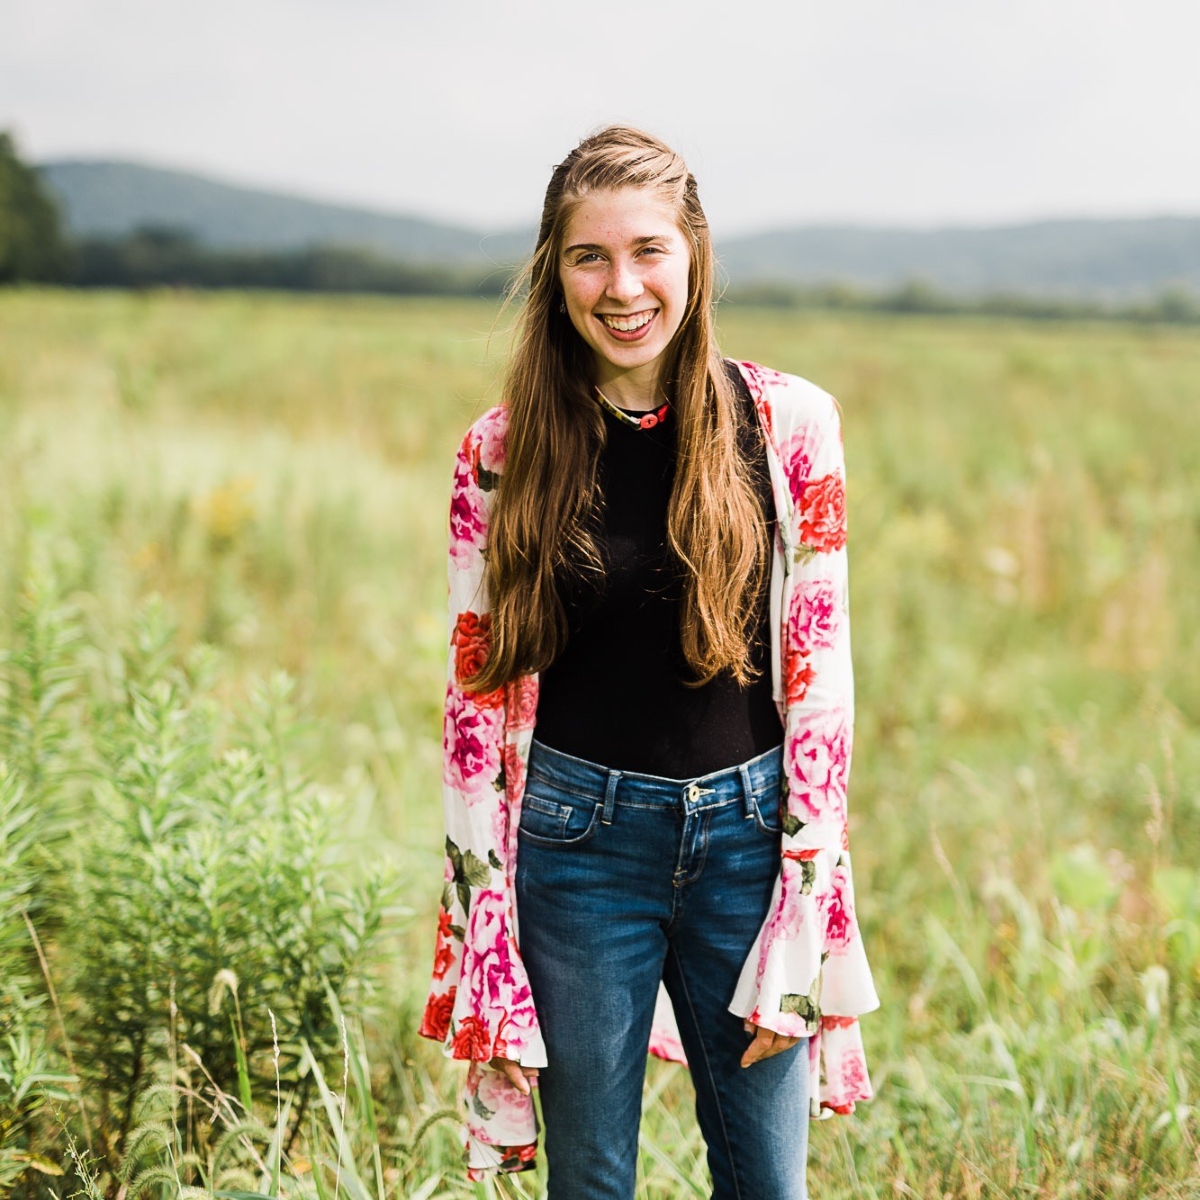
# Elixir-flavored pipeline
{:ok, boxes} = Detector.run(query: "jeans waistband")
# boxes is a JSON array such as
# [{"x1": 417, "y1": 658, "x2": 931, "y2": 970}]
[{"x1": 526, "y1": 738, "x2": 783, "y2": 816}]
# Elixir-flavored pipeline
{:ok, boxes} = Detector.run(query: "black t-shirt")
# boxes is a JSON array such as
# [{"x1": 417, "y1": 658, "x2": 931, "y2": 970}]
[{"x1": 533, "y1": 366, "x2": 783, "y2": 777}]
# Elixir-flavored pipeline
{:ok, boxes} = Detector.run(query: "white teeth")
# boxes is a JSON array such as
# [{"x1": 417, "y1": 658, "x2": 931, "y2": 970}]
[{"x1": 601, "y1": 312, "x2": 654, "y2": 332}]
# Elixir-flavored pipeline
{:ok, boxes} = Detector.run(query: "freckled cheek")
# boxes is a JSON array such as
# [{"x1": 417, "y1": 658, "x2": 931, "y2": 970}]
[
  {"x1": 563, "y1": 277, "x2": 605, "y2": 314},
  {"x1": 646, "y1": 266, "x2": 690, "y2": 311}
]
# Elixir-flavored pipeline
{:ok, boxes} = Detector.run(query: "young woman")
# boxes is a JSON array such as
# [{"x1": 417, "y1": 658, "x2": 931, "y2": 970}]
[{"x1": 420, "y1": 126, "x2": 878, "y2": 1199}]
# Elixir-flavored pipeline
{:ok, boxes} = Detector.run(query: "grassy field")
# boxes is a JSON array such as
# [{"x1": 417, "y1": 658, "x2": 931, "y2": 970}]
[{"x1": 1, "y1": 289, "x2": 1198, "y2": 1198}]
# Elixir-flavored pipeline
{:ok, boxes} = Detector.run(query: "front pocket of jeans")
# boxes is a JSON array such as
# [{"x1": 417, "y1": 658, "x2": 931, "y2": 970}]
[
  {"x1": 749, "y1": 788, "x2": 784, "y2": 835},
  {"x1": 518, "y1": 790, "x2": 601, "y2": 847}
]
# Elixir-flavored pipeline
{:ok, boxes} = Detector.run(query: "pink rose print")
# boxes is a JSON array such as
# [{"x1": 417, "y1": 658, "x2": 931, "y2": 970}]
[
  {"x1": 477, "y1": 408, "x2": 509, "y2": 475},
  {"x1": 737, "y1": 360, "x2": 789, "y2": 398},
  {"x1": 756, "y1": 397, "x2": 774, "y2": 443},
  {"x1": 785, "y1": 707, "x2": 851, "y2": 828},
  {"x1": 755, "y1": 857, "x2": 810, "y2": 987},
  {"x1": 488, "y1": 799, "x2": 510, "y2": 868},
  {"x1": 822, "y1": 861, "x2": 856, "y2": 954},
  {"x1": 462, "y1": 888, "x2": 538, "y2": 1052},
  {"x1": 735, "y1": 361, "x2": 786, "y2": 442},
  {"x1": 503, "y1": 742, "x2": 526, "y2": 804},
  {"x1": 798, "y1": 474, "x2": 847, "y2": 553},
  {"x1": 779, "y1": 424, "x2": 820, "y2": 506},
  {"x1": 450, "y1": 452, "x2": 488, "y2": 568},
  {"x1": 444, "y1": 686, "x2": 503, "y2": 804},
  {"x1": 789, "y1": 580, "x2": 840, "y2": 655},
  {"x1": 472, "y1": 1066, "x2": 528, "y2": 1123},
  {"x1": 463, "y1": 1062, "x2": 538, "y2": 1179},
  {"x1": 505, "y1": 674, "x2": 539, "y2": 732},
  {"x1": 648, "y1": 1023, "x2": 688, "y2": 1066},
  {"x1": 839, "y1": 1049, "x2": 868, "y2": 1100}
]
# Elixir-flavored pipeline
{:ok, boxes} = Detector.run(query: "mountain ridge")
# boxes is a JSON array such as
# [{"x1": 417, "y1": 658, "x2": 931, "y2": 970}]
[
  {"x1": 38, "y1": 159, "x2": 1200, "y2": 299},
  {"x1": 39, "y1": 159, "x2": 534, "y2": 266}
]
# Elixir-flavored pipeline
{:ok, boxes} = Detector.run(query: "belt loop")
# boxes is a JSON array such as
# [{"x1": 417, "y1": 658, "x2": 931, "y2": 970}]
[
  {"x1": 739, "y1": 763, "x2": 755, "y2": 818},
  {"x1": 601, "y1": 770, "x2": 621, "y2": 825}
]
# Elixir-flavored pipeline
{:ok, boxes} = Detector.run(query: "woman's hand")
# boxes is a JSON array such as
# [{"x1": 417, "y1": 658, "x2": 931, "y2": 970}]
[
  {"x1": 740, "y1": 1022, "x2": 800, "y2": 1068},
  {"x1": 491, "y1": 1056, "x2": 540, "y2": 1095}
]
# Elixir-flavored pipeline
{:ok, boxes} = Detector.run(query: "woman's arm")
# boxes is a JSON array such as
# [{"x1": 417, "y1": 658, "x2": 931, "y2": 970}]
[
  {"x1": 729, "y1": 369, "x2": 879, "y2": 1110},
  {"x1": 419, "y1": 412, "x2": 545, "y2": 1175}
]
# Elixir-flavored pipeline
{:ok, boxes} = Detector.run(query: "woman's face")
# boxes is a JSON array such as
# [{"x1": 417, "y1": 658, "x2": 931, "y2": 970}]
[{"x1": 557, "y1": 187, "x2": 692, "y2": 392}]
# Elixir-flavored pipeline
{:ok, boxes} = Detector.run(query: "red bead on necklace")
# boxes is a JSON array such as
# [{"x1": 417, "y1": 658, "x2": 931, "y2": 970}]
[{"x1": 594, "y1": 387, "x2": 672, "y2": 430}]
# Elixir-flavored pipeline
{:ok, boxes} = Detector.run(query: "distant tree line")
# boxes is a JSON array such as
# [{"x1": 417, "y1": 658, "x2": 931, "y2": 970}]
[
  {"x1": 4, "y1": 131, "x2": 1199, "y2": 322},
  {"x1": 723, "y1": 278, "x2": 1200, "y2": 326},
  {"x1": 69, "y1": 225, "x2": 510, "y2": 296}
]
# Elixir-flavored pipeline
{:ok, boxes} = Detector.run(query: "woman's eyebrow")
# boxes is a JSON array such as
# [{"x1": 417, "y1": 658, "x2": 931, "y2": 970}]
[{"x1": 563, "y1": 234, "x2": 673, "y2": 255}]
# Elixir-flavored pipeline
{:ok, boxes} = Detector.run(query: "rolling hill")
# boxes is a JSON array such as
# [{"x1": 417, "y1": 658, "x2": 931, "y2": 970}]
[
  {"x1": 716, "y1": 219, "x2": 1200, "y2": 299},
  {"x1": 39, "y1": 159, "x2": 1200, "y2": 299},
  {"x1": 39, "y1": 159, "x2": 533, "y2": 266}
]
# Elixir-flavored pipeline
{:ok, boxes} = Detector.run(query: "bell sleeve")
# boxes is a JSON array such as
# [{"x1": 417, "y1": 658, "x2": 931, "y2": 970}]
[
  {"x1": 728, "y1": 382, "x2": 879, "y2": 1114},
  {"x1": 418, "y1": 410, "x2": 547, "y2": 1177}
]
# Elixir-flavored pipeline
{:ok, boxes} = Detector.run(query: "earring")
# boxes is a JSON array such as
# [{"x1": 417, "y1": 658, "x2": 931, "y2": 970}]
[{"x1": 558, "y1": 297, "x2": 566, "y2": 314}]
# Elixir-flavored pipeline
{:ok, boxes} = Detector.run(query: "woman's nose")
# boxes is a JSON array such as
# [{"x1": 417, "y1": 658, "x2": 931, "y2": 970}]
[{"x1": 605, "y1": 259, "x2": 643, "y2": 305}]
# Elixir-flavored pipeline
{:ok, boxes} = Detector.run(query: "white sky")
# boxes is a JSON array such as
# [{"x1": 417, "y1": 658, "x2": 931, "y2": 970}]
[{"x1": 4, "y1": 0, "x2": 1200, "y2": 236}]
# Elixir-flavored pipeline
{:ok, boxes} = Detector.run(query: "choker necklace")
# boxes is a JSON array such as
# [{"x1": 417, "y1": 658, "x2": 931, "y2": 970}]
[{"x1": 594, "y1": 386, "x2": 672, "y2": 430}]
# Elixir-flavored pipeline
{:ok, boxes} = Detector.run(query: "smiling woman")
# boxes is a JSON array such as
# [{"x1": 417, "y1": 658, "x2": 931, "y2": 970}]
[
  {"x1": 558, "y1": 189, "x2": 692, "y2": 396},
  {"x1": 419, "y1": 126, "x2": 879, "y2": 1200}
]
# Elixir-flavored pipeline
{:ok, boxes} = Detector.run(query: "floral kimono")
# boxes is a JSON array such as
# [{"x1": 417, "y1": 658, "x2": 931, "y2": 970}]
[{"x1": 420, "y1": 361, "x2": 880, "y2": 1178}]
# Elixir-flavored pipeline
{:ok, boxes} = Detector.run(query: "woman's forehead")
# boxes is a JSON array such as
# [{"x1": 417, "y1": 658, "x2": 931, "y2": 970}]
[{"x1": 561, "y1": 187, "x2": 684, "y2": 249}]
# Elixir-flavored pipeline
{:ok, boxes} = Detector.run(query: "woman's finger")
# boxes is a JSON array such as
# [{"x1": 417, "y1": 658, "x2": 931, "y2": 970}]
[
  {"x1": 490, "y1": 1056, "x2": 539, "y2": 1095},
  {"x1": 739, "y1": 1025, "x2": 801, "y2": 1068}
]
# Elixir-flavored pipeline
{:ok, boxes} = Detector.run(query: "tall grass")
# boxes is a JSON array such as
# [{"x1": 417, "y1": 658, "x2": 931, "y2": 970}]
[{"x1": 0, "y1": 290, "x2": 1197, "y2": 1197}]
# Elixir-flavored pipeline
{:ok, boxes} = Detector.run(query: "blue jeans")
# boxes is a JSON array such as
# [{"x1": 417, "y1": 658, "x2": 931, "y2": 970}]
[{"x1": 516, "y1": 738, "x2": 809, "y2": 1200}]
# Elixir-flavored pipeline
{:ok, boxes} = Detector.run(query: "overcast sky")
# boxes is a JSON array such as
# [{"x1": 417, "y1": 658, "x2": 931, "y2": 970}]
[{"x1": 4, "y1": 0, "x2": 1200, "y2": 236}]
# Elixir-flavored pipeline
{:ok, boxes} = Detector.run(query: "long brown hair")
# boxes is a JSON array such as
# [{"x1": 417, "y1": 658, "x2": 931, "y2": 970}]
[{"x1": 470, "y1": 125, "x2": 767, "y2": 692}]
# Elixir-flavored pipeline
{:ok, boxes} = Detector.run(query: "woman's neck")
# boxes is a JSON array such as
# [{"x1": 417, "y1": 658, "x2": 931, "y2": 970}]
[{"x1": 593, "y1": 364, "x2": 664, "y2": 412}]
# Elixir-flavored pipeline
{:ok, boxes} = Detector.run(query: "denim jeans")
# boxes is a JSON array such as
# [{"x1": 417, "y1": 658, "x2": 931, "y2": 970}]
[{"x1": 516, "y1": 738, "x2": 809, "y2": 1200}]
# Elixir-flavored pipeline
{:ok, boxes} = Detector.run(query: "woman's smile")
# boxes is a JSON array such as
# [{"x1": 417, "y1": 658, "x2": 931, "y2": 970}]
[{"x1": 598, "y1": 309, "x2": 658, "y2": 340}]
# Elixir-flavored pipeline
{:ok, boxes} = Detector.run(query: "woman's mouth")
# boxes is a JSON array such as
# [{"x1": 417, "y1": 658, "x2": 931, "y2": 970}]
[{"x1": 597, "y1": 310, "x2": 657, "y2": 341}]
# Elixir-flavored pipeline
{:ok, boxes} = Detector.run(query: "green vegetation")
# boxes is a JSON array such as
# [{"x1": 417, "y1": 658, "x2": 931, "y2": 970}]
[
  {"x1": 1, "y1": 291, "x2": 1197, "y2": 1198},
  {"x1": 67, "y1": 227, "x2": 509, "y2": 297},
  {"x1": 0, "y1": 135, "x2": 66, "y2": 283}
]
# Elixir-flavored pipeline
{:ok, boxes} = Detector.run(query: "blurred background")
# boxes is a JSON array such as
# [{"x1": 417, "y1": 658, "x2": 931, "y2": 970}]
[
  {"x1": 2, "y1": 3, "x2": 1198, "y2": 1198},
  {"x1": 5, "y1": 0, "x2": 1200, "y2": 308}
]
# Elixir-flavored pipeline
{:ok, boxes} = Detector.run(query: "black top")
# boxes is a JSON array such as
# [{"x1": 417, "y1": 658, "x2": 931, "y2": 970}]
[{"x1": 533, "y1": 366, "x2": 783, "y2": 777}]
